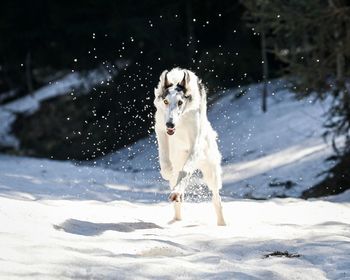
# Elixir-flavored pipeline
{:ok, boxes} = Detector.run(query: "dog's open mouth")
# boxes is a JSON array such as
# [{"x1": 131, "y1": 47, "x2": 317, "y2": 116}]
[{"x1": 166, "y1": 128, "x2": 175, "y2": 135}]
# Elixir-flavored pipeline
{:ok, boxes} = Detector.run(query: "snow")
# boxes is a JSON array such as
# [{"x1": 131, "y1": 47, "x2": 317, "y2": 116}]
[
  {"x1": 0, "y1": 80, "x2": 349, "y2": 278},
  {"x1": 0, "y1": 110, "x2": 19, "y2": 148},
  {"x1": 0, "y1": 62, "x2": 126, "y2": 148},
  {"x1": 0, "y1": 154, "x2": 349, "y2": 279},
  {"x1": 100, "y1": 80, "x2": 336, "y2": 199}
]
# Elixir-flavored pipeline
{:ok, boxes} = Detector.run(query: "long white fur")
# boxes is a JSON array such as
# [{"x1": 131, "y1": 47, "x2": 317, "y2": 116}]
[{"x1": 154, "y1": 68, "x2": 226, "y2": 226}]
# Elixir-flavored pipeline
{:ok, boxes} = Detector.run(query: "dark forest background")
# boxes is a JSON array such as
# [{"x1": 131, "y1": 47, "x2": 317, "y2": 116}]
[
  {"x1": 0, "y1": 1, "x2": 280, "y2": 160},
  {"x1": 1, "y1": 0, "x2": 350, "y2": 196}
]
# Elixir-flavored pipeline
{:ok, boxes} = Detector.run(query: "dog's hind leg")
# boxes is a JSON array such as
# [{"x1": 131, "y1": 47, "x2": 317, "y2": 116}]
[
  {"x1": 200, "y1": 163, "x2": 226, "y2": 226},
  {"x1": 212, "y1": 190, "x2": 226, "y2": 226}
]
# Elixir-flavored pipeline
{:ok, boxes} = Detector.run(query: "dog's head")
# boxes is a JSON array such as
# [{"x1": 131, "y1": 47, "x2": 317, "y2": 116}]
[{"x1": 154, "y1": 69, "x2": 193, "y2": 135}]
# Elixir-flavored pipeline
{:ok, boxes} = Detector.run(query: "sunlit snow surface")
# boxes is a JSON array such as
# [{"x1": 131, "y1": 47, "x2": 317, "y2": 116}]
[
  {"x1": 0, "y1": 155, "x2": 349, "y2": 279},
  {"x1": 100, "y1": 81, "x2": 336, "y2": 199},
  {"x1": 1, "y1": 81, "x2": 349, "y2": 279}
]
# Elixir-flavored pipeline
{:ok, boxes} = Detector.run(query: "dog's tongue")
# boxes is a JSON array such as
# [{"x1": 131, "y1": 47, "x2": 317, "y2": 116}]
[{"x1": 167, "y1": 128, "x2": 175, "y2": 135}]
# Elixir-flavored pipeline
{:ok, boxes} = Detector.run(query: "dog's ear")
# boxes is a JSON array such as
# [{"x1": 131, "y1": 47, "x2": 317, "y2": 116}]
[
  {"x1": 179, "y1": 70, "x2": 190, "y2": 88},
  {"x1": 164, "y1": 71, "x2": 172, "y2": 88},
  {"x1": 180, "y1": 70, "x2": 192, "y2": 100},
  {"x1": 155, "y1": 70, "x2": 170, "y2": 98},
  {"x1": 159, "y1": 70, "x2": 172, "y2": 89}
]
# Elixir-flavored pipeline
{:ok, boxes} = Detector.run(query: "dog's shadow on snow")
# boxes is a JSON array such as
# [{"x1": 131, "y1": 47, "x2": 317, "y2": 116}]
[{"x1": 54, "y1": 219, "x2": 162, "y2": 236}]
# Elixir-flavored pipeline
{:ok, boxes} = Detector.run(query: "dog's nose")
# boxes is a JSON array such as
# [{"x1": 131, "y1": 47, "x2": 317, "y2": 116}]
[{"x1": 166, "y1": 122, "x2": 175, "y2": 129}]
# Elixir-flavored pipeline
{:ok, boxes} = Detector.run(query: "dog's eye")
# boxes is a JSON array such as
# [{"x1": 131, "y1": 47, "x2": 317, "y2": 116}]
[
  {"x1": 178, "y1": 100, "x2": 183, "y2": 106},
  {"x1": 164, "y1": 99, "x2": 169, "y2": 105}
]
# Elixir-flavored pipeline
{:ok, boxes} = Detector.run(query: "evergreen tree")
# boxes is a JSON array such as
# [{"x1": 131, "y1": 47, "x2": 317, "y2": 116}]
[
  {"x1": 244, "y1": 0, "x2": 350, "y2": 197},
  {"x1": 244, "y1": 0, "x2": 350, "y2": 153}
]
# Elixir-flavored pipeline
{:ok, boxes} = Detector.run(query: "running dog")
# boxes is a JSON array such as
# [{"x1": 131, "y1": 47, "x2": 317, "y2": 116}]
[{"x1": 154, "y1": 68, "x2": 226, "y2": 226}]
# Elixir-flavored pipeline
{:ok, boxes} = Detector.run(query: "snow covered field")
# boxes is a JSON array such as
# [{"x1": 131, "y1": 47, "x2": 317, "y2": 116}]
[
  {"x1": 0, "y1": 155, "x2": 349, "y2": 279},
  {"x1": 1, "y1": 81, "x2": 349, "y2": 279}
]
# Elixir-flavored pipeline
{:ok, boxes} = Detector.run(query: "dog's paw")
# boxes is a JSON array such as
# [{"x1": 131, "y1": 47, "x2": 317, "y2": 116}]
[
  {"x1": 217, "y1": 220, "x2": 226, "y2": 226},
  {"x1": 168, "y1": 192, "x2": 183, "y2": 202}
]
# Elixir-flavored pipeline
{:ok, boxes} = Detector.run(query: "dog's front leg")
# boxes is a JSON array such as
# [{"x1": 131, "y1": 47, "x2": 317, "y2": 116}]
[
  {"x1": 155, "y1": 129, "x2": 173, "y2": 181},
  {"x1": 183, "y1": 115, "x2": 201, "y2": 175},
  {"x1": 169, "y1": 171, "x2": 189, "y2": 202},
  {"x1": 169, "y1": 121, "x2": 201, "y2": 202},
  {"x1": 168, "y1": 171, "x2": 190, "y2": 221}
]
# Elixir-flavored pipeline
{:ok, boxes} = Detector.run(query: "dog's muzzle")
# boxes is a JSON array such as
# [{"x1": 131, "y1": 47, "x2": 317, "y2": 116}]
[
  {"x1": 166, "y1": 122, "x2": 175, "y2": 135},
  {"x1": 166, "y1": 128, "x2": 175, "y2": 135}
]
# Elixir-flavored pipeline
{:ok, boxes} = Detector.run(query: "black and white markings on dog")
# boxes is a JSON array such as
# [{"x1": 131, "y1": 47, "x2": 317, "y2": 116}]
[{"x1": 160, "y1": 84, "x2": 188, "y2": 100}]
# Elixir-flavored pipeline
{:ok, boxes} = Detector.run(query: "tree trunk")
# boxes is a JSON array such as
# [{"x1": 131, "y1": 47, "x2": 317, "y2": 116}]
[
  {"x1": 261, "y1": 28, "x2": 269, "y2": 112},
  {"x1": 2, "y1": 64, "x2": 15, "y2": 91},
  {"x1": 25, "y1": 51, "x2": 34, "y2": 94},
  {"x1": 185, "y1": 0, "x2": 196, "y2": 63}
]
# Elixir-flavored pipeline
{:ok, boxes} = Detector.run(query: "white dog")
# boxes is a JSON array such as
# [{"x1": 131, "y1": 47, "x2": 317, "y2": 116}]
[{"x1": 154, "y1": 68, "x2": 226, "y2": 226}]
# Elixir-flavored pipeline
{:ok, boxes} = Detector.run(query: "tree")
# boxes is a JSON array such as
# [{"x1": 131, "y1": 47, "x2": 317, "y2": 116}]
[
  {"x1": 243, "y1": 0, "x2": 350, "y2": 196},
  {"x1": 244, "y1": 1, "x2": 270, "y2": 112}
]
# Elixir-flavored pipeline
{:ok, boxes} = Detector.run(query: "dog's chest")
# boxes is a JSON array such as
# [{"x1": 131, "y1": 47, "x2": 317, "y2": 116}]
[
  {"x1": 168, "y1": 128, "x2": 190, "y2": 152},
  {"x1": 168, "y1": 114, "x2": 198, "y2": 153}
]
